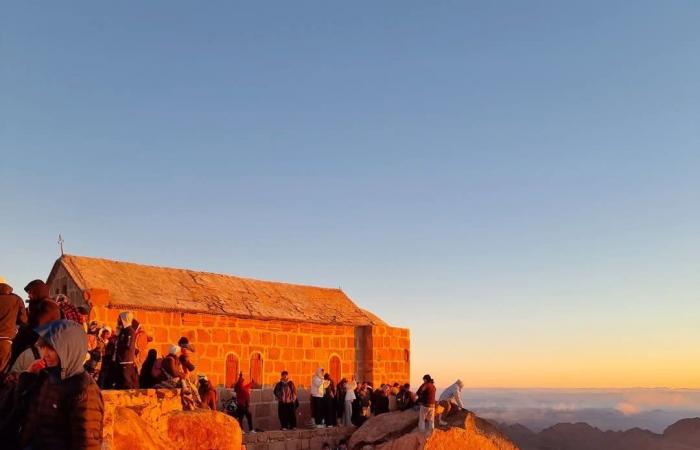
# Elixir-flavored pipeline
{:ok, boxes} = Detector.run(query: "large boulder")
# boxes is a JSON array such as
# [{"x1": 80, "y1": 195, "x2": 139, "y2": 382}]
[
  {"x1": 348, "y1": 409, "x2": 420, "y2": 449},
  {"x1": 349, "y1": 409, "x2": 519, "y2": 450},
  {"x1": 167, "y1": 410, "x2": 242, "y2": 450},
  {"x1": 112, "y1": 406, "x2": 242, "y2": 450}
]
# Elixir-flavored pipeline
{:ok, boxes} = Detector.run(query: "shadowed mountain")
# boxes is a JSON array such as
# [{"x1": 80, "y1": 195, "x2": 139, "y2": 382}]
[{"x1": 501, "y1": 417, "x2": 700, "y2": 450}]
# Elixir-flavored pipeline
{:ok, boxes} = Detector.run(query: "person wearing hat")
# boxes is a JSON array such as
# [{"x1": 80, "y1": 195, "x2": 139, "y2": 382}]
[
  {"x1": 415, "y1": 374, "x2": 436, "y2": 433},
  {"x1": 19, "y1": 320, "x2": 104, "y2": 449},
  {"x1": 177, "y1": 336, "x2": 196, "y2": 377},
  {"x1": 161, "y1": 344, "x2": 185, "y2": 382},
  {"x1": 437, "y1": 379, "x2": 465, "y2": 426}
]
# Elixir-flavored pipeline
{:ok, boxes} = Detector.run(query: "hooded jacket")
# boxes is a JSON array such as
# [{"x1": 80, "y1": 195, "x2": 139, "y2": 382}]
[
  {"x1": 438, "y1": 380, "x2": 464, "y2": 408},
  {"x1": 114, "y1": 312, "x2": 136, "y2": 364},
  {"x1": 21, "y1": 320, "x2": 104, "y2": 450},
  {"x1": 0, "y1": 283, "x2": 27, "y2": 339},
  {"x1": 311, "y1": 368, "x2": 328, "y2": 398}
]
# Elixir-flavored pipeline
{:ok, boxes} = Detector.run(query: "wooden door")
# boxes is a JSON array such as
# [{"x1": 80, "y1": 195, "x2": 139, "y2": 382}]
[
  {"x1": 329, "y1": 355, "x2": 341, "y2": 383},
  {"x1": 225, "y1": 354, "x2": 239, "y2": 388},
  {"x1": 250, "y1": 353, "x2": 263, "y2": 388}
]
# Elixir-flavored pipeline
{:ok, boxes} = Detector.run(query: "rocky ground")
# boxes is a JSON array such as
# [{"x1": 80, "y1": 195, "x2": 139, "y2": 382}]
[{"x1": 348, "y1": 408, "x2": 519, "y2": 450}]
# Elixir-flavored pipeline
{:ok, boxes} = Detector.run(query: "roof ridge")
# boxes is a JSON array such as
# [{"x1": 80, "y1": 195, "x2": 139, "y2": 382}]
[{"x1": 62, "y1": 254, "x2": 345, "y2": 293}]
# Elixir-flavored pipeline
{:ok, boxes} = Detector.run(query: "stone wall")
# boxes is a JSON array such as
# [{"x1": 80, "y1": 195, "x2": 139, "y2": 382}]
[
  {"x1": 90, "y1": 305, "x2": 359, "y2": 388},
  {"x1": 243, "y1": 427, "x2": 354, "y2": 450},
  {"x1": 90, "y1": 306, "x2": 410, "y2": 388},
  {"x1": 102, "y1": 389, "x2": 182, "y2": 449},
  {"x1": 357, "y1": 325, "x2": 411, "y2": 385}
]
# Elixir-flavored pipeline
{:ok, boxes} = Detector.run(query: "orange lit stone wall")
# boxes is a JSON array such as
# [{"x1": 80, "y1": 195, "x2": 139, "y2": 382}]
[
  {"x1": 91, "y1": 305, "x2": 361, "y2": 388},
  {"x1": 356, "y1": 325, "x2": 411, "y2": 385}
]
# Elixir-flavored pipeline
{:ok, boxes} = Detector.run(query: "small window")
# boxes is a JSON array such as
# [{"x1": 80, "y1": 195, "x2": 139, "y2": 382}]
[{"x1": 404, "y1": 349, "x2": 410, "y2": 362}]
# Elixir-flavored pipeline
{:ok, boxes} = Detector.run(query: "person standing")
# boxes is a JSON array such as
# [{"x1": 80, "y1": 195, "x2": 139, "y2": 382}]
[
  {"x1": 19, "y1": 320, "x2": 104, "y2": 449},
  {"x1": 323, "y1": 373, "x2": 337, "y2": 427},
  {"x1": 343, "y1": 375, "x2": 357, "y2": 426},
  {"x1": 0, "y1": 283, "x2": 28, "y2": 374},
  {"x1": 311, "y1": 368, "x2": 329, "y2": 427},
  {"x1": 234, "y1": 372, "x2": 254, "y2": 433},
  {"x1": 438, "y1": 379, "x2": 465, "y2": 425},
  {"x1": 113, "y1": 311, "x2": 138, "y2": 389},
  {"x1": 10, "y1": 280, "x2": 51, "y2": 368},
  {"x1": 273, "y1": 370, "x2": 298, "y2": 430},
  {"x1": 416, "y1": 374, "x2": 436, "y2": 433}
]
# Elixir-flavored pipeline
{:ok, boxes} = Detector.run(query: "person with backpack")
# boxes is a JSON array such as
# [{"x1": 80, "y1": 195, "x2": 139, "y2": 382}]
[{"x1": 273, "y1": 370, "x2": 298, "y2": 430}]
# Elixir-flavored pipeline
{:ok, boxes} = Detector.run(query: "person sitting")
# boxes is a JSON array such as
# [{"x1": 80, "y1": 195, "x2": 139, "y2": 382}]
[
  {"x1": 438, "y1": 379, "x2": 465, "y2": 425},
  {"x1": 197, "y1": 374, "x2": 218, "y2": 410},
  {"x1": 396, "y1": 383, "x2": 415, "y2": 411},
  {"x1": 138, "y1": 348, "x2": 159, "y2": 388}
]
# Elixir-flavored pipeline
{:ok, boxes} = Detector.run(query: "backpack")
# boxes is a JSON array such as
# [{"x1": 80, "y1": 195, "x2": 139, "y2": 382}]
[{"x1": 151, "y1": 358, "x2": 163, "y2": 379}]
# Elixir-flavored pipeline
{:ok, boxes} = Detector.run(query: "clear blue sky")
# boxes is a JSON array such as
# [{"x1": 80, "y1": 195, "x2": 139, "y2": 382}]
[{"x1": 2, "y1": 1, "x2": 700, "y2": 387}]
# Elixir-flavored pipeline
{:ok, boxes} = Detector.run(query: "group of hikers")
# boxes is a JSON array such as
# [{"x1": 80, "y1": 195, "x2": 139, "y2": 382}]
[{"x1": 0, "y1": 279, "x2": 467, "y2": 449}]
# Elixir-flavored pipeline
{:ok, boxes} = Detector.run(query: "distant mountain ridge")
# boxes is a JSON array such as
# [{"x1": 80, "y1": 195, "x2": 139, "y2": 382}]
[{"x1": 501, "y1": 417, "x2": 700, "y2": 450}]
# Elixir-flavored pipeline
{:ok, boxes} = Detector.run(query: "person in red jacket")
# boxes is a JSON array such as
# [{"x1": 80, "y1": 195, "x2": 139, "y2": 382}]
[
  {"x1": 234, "y1": 372, "x2": 254, "y2": 433},
  {"x1": 415, "y1": 374, "x2": 436, "y2": 433}
]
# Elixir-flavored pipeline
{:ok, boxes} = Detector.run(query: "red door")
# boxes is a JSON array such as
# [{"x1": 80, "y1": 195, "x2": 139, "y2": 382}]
[
  {"x1": 225, "y1": 354, "x2": 239, "y2": 388},
  {"x1": 250, "y1": 353, "x2": 263, "y2": 388},
  {"x1": 329, "y1": 355, "x2": 341, "y2": 383}
]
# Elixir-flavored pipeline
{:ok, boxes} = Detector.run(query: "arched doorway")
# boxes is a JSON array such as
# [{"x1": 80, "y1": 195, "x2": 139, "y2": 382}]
[
  {"x1": 225, "y1": 353, "x2": 240, "y2": 388},
  {"x1": 250, "y1": 352, "x2": 263, "y2": 388},
  {"x1": 329, "y1": 355, "x2": 341, "y2": 383}
]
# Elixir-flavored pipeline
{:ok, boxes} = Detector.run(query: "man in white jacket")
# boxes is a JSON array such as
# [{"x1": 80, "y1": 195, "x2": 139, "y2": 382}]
[
  {"x1": 311, "y1": 367, "x2": 330, "y2": 427},
  {"x1": 438, "y1": 379, "x2": 464, "y2": 426}
]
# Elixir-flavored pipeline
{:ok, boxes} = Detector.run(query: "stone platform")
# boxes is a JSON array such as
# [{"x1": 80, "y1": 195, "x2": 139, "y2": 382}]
[{"x1": 243, "y1": 426, "x2": 354, "y2": 450}]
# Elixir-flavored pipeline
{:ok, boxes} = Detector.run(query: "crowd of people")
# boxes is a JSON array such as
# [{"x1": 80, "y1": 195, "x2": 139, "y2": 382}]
[{"x1": 0, "y1": 279, "x2": 467, "y2": 448}]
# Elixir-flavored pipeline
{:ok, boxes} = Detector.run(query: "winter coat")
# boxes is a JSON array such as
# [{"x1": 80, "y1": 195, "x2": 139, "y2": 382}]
[
  {"x1": 416, "y1": 381, "x2": 436, "y2": 406},
  {"x1": 198, "y1": 381, "x2": 218, "y2": 410},
  {"x1": 311, "y1": 368, "x2": 328, "y2": 398},
  {"x1": 234, "y1": 377, "x2": 252, "y2": 407},
  {"x1": 21, "y1": 320, "x2": 104, "y2": 450},
  {"x1": 274, "y1": 380, "x2": 297, "y2": 404},
  {"x1": 114, "y1": 313, "x2": 136, "y2": 364},
  {"x1": 438, "y1": 381, "x2": 464, "y2": 408},
  {"x1": 0, "y1": 284, "x2": 27, "y2": 339},
  {"x1": 161, "y1": 354, "x2": 184, "y2": 380}
]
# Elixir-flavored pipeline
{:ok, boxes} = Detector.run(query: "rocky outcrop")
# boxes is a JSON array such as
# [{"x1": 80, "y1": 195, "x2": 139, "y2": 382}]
[
  {"x1": 348, "y1": 409, "x2": 519, "y2": 450},
  {"x1": 503, "y1": 418, "x2": 700, "y2": 450},
  {"x1": 113, "y1": 407, "x2": 242, "y2": 450}
]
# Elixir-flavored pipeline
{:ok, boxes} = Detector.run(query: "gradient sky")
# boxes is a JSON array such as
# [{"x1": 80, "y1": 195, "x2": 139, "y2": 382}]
[{"x1": 2, "y1": 2, "x2": 700, "y2": 389}]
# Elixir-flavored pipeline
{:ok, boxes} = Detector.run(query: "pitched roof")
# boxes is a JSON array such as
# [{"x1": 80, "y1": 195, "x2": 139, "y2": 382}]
[{"x1": 52, "y1": 255, "x2": 385, "y2": 326}]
